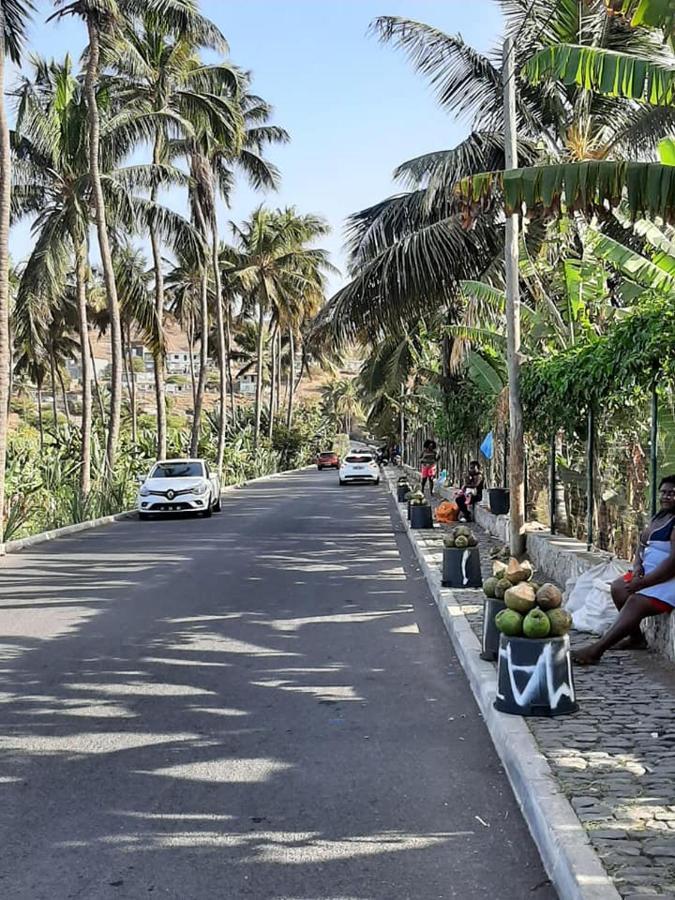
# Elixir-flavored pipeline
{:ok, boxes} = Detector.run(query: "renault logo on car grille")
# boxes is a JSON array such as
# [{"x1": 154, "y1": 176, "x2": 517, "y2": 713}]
[{"x1": 166, "y1": 489, "x2": 175, "y2": 500}]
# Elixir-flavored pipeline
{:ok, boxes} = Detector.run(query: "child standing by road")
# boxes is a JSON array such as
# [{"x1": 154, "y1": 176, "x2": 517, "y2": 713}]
[{"x1": 420, "y1": 440, "x2": 439, "y2": 496}]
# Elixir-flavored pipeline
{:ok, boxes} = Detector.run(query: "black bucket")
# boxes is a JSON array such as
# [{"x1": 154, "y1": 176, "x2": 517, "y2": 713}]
[
  {"x1": 494, "y1": 634, "x2": 578, "y2": 717},
  {"x1": 410, "y1": 505, "x2": 433, "y2": 529},
  {"x1": 442, "y1": 547, "x2": 482, "y2": 588},
  {"x1": 407, "y1": 501, "x2": 412, "y2": 521},
  {"x1": 480, "y1": 597, "x2": 506, "y2": 661},
  {"x1": 397, "y1": 484, "x2": 411, "y2": 502},
  {"x1": 489, "y1": 488, "x2": 510, "y2": 516}
]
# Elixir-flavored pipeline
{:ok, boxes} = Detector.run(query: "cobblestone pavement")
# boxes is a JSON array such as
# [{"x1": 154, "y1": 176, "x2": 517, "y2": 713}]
[{"x1": 393, "y1": 468, "x2": 675, "y2": 900}]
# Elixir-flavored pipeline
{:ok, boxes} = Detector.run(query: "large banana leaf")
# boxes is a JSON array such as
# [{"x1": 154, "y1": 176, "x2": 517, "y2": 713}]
[
  {"x1": 456, "y1": 160, "x2": 675, "y2": 222},
  {"x1": 466, "y1": 350, "x2": 505, "y2": 396},
  {"x1": 585, "y1": 228, "x2": 675, "y2": 294},
  {"x1": 523, "y1": 44, "x2": 675, "y2": 105}
]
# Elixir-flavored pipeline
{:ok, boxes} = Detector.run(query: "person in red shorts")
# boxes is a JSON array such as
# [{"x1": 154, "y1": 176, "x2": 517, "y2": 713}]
[
  {"x1": 420, "y1": 439, "x2": 438, "y2": 496},
  {"x1": 573, "y1": 475, "x2": 675, "y2": 665}
]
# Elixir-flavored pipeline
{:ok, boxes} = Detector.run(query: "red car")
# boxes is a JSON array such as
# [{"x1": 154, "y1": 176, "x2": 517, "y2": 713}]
[{"x1": 317, "y1": 450, "x2": 340, "y2": 470}]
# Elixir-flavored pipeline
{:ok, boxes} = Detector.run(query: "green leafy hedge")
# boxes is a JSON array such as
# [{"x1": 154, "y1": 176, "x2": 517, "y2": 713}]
[{"x1": 521, "y1": 293, "x2": 675, "y2": 436}]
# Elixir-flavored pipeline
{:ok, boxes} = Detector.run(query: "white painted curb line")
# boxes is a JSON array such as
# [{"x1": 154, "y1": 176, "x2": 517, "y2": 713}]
[
  {"x1": 1, "y1": 464, "x2": 315, "y2": 557},
  {"x1": 386, "y1": 473, "x2": 620, "y2": 900}
]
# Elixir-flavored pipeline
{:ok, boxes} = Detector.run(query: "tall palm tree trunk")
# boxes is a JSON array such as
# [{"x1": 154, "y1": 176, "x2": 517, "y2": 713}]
[
  {"x1": 268, "y1": 323, "x2": 277, "y2": 439},
  {"x1": 88, "y1": 336, "x2": 106, "y2": 425},
  {"x1": 49, "y1": 352, "x2": 58, "y2": 427},
  {"x1": 225, "y1": 302, "x2": 236, "y2": 425},
  {"x1": 210, "y1": 213, "x2": 227, "y2": 476},
  {"x1": 122, "y1": 327, "x2": 137, "y2": 445},
  {"x1": 187, "y1": 320, "x2": 197, "y2": 406},
  {"x1": 0, "y1": 11, "x2": 11, "y2": 541},
  {"x1": 253, "y1": 299, "x2": 265, "y2": 448},
  {"x1": 275, "y1": 329, "x2": 282, "y2": 416},
  {"x1": 85, "y1": 17, "x2": 122, "y2": 477},
  {"x1": 149, "y1": 137, "x2": 167, "y2": 460},
  {"x1": 58, "y1": 369, "x2": 71, "y2": 427},
  {"x1": 286, "y1": 327, "x2": 295, "y2": 429},
  {"x1": 190, "y1": 269, "x2": 209, "y2": 457},
  {"x1": 74, "y1": 239, "x2": 92, "y2": 495},
  {"x1": 36, "y1": 376, "x2": 44, "y2": 450}
]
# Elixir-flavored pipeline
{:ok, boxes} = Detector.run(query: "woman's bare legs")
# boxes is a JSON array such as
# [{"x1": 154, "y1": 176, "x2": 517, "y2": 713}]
[
  {"x1": 609, "y1": 577, "x2": 648, "y2": 650},
  {"x1": 572, "y1": 592, "x2": 665, "y2": 665}
]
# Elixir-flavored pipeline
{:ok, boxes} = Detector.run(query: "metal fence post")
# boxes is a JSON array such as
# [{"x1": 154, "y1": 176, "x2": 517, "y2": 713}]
[
  {"x1": 549, "y1": 433, "x2": 556, "y2": 535},
  {"x1": 587, "y1": 406, "x2": 595, "y2": 551},
  {"x1": 651, "y1": 382, "x2": 658, "y2": 517}
]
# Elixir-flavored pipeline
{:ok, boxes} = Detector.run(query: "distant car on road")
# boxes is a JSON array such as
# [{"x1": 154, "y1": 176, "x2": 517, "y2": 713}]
[
  {"x1": 316, "y1": 450, "x2": 340, "y2": 470},
  {"x1": 339, "y1": 451, "x2": 380, "y2": 486},
  {"x1": 137, "y1": 459, "x2": 221, "y2": 520}
]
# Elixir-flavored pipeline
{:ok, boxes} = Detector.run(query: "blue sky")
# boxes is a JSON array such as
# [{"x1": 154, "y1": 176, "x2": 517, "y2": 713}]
[{"x1": 12, "y1": 0, "x2": 503, "y2": 294}]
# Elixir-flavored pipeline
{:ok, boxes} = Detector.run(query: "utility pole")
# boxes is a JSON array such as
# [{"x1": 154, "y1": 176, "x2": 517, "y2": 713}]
[
  {"x1": 503, "y1": 37, "x2": 526, "y2": 556},
  {"x1": 400, "y1": 383, "x2": 405, "y2": 464}
]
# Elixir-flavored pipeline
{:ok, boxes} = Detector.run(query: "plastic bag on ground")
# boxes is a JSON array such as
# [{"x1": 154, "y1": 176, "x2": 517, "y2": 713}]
[{"x1": 563, "y1": 558, "x2": 629, "y2": 635}]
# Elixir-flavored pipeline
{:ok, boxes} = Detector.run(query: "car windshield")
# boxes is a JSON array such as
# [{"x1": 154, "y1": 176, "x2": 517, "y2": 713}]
[
  {"x1": 319, "y1": 452, "x2": 336, "y2": 458},
  {"x1": 151, "y1": 462, "x2": 203, "y2": 479},
  {"x1": 346, "y1": 455, "x2": 373, "y2": 463}
]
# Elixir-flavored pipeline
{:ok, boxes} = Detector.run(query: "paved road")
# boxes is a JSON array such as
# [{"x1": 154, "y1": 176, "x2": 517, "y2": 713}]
[{"x1": 0, "y1": 468, "x2": 555, "y2": 899}]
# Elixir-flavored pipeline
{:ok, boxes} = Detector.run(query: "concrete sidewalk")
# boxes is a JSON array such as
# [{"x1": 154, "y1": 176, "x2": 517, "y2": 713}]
[{"x1": 389, "y1": 467, "x2": 675, "y2": 900}]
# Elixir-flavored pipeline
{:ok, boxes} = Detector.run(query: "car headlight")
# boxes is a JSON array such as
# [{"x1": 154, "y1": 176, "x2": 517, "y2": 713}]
[
  {"x1": 139, "y1": 485, "x2": 150, "y2": 496},
  {"x1": 192, "y1": 481, "x2": 208, "y2": 495}
]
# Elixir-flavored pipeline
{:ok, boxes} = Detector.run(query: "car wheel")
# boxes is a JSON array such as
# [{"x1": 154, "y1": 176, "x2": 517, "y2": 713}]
[
  {"x1": 138, "y1": 512, "x2": 152, "y2": 521},
  {"x1": 318, "y1": 465, "x2": 322, "y2": 470},
  {"x1": 375, "y1": 479, "x2": 380, "y2": 486},
  {"x1": 202, "y1": 501, "x2": 213, "y2": 518},
  {"x1": 339, "y1": 478, "x2": 345, "y2": 486},
  {"x1": 214, "y1": 495, "x2": 222, "y2": 512}
]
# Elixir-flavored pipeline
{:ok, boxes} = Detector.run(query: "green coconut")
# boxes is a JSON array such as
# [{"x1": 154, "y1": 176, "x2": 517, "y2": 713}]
[
  {"x1": 483, "y1": 576, "x2": 499, "y2": 598},
  {"x1": 547, "y1": 608, "x2": 573, "y2": 636},
  {"x1": 454, "y1": 535, "x2": 469, "y2": 549},
  {"x1": 494, "y1": 578, "x2": 512, "y2": 600},
  {"x1": 536, "y1": 583, "x2": 563, "y2": 611},
  {"x1": 453, "y1": 525, "x2": 472, "y2": 539},
  {"x1": 523, "y1": 608, "x2": 552, "y2": 639},
  {"x1": 443, "y1": 535, "x2": 456, "y2": 549},
  {"x1": 495, "y1": 609, "x2": 523, "y2": 637},
  {"x1": 504, "y1": 582, "x2": 537, "y2": 614}
]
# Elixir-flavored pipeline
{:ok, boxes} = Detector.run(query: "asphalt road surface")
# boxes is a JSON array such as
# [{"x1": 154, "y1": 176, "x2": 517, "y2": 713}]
[{"x1": 0, "y1": 467, "x2": 556, "y2": 900}]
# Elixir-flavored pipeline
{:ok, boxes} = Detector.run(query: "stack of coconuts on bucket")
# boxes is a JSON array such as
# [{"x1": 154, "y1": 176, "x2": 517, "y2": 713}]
[
  {"x1": 442, "y1": 524, "x2": 478, "y2": 549},
  {"x1": 483, "y1": 559, "x2": 572, "y2": 639}
]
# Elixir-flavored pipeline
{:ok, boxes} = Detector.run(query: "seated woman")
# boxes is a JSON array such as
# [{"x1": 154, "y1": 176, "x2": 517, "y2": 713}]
[
  {"x1": 573, "y1": 475, "x2": 675, "y2": 666},
  {"x1": 456, "y1": 461, "x2": 484, "y2": 522}
]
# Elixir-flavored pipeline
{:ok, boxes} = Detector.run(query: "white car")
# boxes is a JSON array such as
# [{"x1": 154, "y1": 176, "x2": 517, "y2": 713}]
[
  {"x1": 137, "y1": 459, "x2": 221, "y2": 520},
  {"x1": 338, "y1": 451, "x2": 380, "y2": 486}
]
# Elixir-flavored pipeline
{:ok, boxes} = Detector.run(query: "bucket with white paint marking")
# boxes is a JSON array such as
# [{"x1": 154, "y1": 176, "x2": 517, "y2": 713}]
[
  {"x1": 442, "y1": 546, "x2": 482, "y2": 588},
  {"x1": 410, "y1": 504, "x2": 433, "y2": 529},
  {"x1": 494, "y1": 634, "x2": 578, "y2": 717},
  {"x1": 397, "y1": 483, "x2": 411, "y2": 502},
  {"x1": 480, "y1": 597, "x2": 506, "y2": 661}
]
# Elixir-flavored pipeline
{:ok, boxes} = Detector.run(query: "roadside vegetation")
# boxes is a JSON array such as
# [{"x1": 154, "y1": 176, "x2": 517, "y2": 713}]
[
  {"x1": 315, "y1": 0, "x2": 675, "y2": 557},
  {"x1": 0, "y1": 0, "x2": 340, "y2": 541}
]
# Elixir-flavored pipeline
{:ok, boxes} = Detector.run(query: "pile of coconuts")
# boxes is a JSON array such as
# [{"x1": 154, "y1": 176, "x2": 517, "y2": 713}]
[
  {"x1": 443, "y1": 525, "x2": 479, "y2": 549},
  {"x1": 483, "y1": 558, "x2": 571, "y2": 639},
  {"x1": 406, "y1": 491, "x2": 429, "y2": 507}
]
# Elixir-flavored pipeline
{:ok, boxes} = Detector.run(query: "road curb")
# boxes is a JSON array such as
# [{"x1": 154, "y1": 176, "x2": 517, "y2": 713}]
[
  {"x1": 1, "y1": 464, "x2": 315, "y2": 557},
  {"x1": 386, "y1": 472, "x2": 620, "y2": 900}
]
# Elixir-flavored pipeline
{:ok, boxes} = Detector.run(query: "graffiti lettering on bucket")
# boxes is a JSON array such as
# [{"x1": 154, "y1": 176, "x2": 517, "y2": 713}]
[
  {"x1": 461, "y1": 550, "x2": 470, "y2": 586},
  {"x1": 497, "y1": 640, "x2": 575, "y2": 710}
]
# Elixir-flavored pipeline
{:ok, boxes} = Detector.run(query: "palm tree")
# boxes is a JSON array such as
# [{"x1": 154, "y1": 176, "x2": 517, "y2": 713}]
[
  {"x1": 111, "y1": 10, "x2": 229, "y2": 459},
  {"x1": 185, "y1": 80, "x2": 287, "y2": 473},
  {"x1": 0, "y1": 0, "x2": 35, "y2": 541},
  {"x1": 13, "y1": 53, "x2": 202, "y2": 491},
  {"x1": 318, "y1": 5, "x2": 674, "y2": 347},
  {"x1": 230, "y1": 206, "x2": 332, "y2": 447}
]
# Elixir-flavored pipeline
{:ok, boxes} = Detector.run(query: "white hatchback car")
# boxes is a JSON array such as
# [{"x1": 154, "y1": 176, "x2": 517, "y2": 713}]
[
  {"x1": 137, "y1": 459, "x2": 221, "y2": 520},
  {"x1": 338, "y1": 451, "x2": 380, "y2": 486}
]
